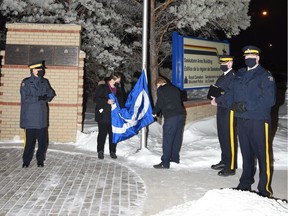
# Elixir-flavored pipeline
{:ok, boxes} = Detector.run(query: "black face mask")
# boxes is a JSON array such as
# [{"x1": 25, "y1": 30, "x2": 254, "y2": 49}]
[
  {"x1": 245, "y1": 58, "x2": 257, "y2": 68},
  {"x1": 114, "y1": 82, "x2": 120, "y2": 88},
  {"x1": 220, "y1": 65, "x2": 229, "y2": 72},
  {"x1": 37, "y1": 69, "x2": 45, "y2": 78}
]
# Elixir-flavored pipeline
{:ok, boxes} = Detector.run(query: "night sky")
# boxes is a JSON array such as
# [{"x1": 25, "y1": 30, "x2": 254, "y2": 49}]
[{"x1": 229, "y1": 0, "x2": 287, "y2": 73}]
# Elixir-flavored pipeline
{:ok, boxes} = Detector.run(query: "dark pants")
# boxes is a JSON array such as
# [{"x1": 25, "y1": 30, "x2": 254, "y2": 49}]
[
  {"x1": 161, "y1": 115, "x2": 185, "y2": 167},
  {"x1": 217, "y1": 108, "x2": 237, "y2": 170},
  {"x1": 237, "y1": 118, "x2": 273, "y2": 197},
  {"x1": 97, "y1": 122, "x2": 117, "y2": 153},
  {"x1": 23, "y1": 128, "x2": 47, "y2": 165}
]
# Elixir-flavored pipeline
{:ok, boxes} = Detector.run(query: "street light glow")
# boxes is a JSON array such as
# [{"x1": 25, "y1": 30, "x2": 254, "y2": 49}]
[{"x1": 262, "y1": 11, "x2": 268, "y2": 16}]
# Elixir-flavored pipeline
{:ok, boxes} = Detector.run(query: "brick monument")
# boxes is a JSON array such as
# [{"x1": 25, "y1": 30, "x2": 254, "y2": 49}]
[{"x1": 0, "y1": 23, "x2": 85, "y2": 142}]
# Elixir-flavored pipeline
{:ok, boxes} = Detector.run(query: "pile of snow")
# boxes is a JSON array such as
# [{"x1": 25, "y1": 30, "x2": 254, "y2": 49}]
[{"x1": 152, "y1": 189, "x2": 288, "y2": 216}]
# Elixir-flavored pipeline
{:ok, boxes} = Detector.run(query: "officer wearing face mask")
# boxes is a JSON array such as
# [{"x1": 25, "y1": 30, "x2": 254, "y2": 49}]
[
  {"x1": 20, "y1": 60, "x2": 56, "y2": 168},
  {"x1": 210, "y1": 55, "x2": 237, "y2": 177},
  {"x1": 212, "y1": 46, "x2": 276, "y2": 198}
]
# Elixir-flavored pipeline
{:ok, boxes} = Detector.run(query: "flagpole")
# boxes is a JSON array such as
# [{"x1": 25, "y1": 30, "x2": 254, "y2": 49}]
[{"x1": 140, "y1": 0, "x2": 148, "y2": 150}]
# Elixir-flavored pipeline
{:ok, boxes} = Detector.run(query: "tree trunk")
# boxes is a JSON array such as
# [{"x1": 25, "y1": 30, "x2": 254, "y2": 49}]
[{"x1": 149, "y1": 0, "x2": 158, "y2": 105}]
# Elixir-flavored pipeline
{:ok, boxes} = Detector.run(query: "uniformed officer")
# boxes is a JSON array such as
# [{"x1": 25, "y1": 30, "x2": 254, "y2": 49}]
[
  {"x1": 210, "y1": 55, "x2": 237, "y2": 177},
  {"x1": 212, "y1": 46, "x2": 276, "y2": 197},
  {"x1": 20, "y1": 60, "x2": 56, "y2": 168}
]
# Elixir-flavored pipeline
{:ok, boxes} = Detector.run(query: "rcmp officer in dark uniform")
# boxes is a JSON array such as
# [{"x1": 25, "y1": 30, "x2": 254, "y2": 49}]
[
  {"x1": 210, "y1": 55, "x2": 237, "y2": 176},
  {"x1": 20, "y1": 61, "x2": 56, "y2": 168},
  {"x1": 212, "y1": 46, "x2": 276, "y2": 197}
]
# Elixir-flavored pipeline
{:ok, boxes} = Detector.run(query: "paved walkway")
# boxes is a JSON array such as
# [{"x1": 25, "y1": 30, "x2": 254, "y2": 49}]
[
  {"x1": 0, "y1": 144, "x2": 146, "y2": 216},
  {"x1": 1, "y1": 143, "x2": 287, "y2": 216}
]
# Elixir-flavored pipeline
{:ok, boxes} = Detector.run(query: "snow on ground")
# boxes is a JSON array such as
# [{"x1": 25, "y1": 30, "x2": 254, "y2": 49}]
[
  {"x1": 74, "y1": 94, "x2": 288, "y2": 215},
  {"x1": 5, "y1": 92, "x2": 286, "y2": 215},
  {"x1": 152, "y1": 189, "x2": 288, "y2": 216}
]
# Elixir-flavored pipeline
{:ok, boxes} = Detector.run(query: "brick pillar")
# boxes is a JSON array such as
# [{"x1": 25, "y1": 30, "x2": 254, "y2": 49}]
[{"x1": 0, "y1": 23, "x2": 86, "y2": 142}]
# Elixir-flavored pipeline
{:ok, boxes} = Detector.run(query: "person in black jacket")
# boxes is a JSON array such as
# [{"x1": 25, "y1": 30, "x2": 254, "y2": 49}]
[
  {"x1": 152, "y1": 76, "x2": 185, "y2": 169},
  {"x1": 94, "y1": 72, "x2": 125, "y2": 159},
  {"x1": 210, "y1": 55, "x2": 237, "y2": 177},
  {"x1": 20, "y1": 60, "x2": 56, "y2": 168}
]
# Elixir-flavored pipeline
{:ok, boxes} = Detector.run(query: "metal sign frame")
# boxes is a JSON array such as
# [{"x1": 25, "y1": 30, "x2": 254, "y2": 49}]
[{"x1": 172, "y1": 32, "x2": 230, "y2": 90}]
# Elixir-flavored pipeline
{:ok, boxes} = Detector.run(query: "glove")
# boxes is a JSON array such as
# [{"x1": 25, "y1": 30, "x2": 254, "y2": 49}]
[
  {"x1": 38, "y1": 95, "x2": 48, "y2": 101},
  {"x1": 232, "y1": 102, "x2": 247, "y2": 113}
]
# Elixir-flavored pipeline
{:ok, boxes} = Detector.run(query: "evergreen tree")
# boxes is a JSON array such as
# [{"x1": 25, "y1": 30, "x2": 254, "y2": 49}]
[{"x1": 0, "y1": 0, "x2": 251, "y2": 95}]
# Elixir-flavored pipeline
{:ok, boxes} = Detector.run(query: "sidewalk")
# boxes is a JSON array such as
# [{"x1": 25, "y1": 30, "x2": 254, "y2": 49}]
[
  {"x1": 0, "y1": 142, "x2": 287, "y2": 216},
  {"x1": 0, "y1": 143, "x2": 146, "y2": 216}
]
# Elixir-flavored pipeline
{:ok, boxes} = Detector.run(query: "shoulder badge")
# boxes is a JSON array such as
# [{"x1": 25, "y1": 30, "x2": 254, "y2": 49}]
[
  {"x1": 268, "y1": 76, "x2": 274, "y2": 82},
  {"x1": 21, "y1": 82, "x2": 25, "y2": 87}
]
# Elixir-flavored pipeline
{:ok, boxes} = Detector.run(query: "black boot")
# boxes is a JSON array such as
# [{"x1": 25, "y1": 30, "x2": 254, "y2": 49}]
[
  {"x1": 22, "y1": 163, "x2": 29, "y2": 168},
  {"x1": 153, "y1": 162, "x2": 169, "y2": 169},
  {"x1": 37, "y1": 162, "x2": 44, "y2": 167},
  {"x1": 98, "y1": 151, "x2": 104, "y2": 159},
  {"x1": 211, "y1": 162, "x2": 225, "y2": 170},
  {"x1": 110, "y1": 152, "x2": 117, "y2": 159},
  {"x1": 218, "y1": 169, "x2": 235, "y2": 176}
]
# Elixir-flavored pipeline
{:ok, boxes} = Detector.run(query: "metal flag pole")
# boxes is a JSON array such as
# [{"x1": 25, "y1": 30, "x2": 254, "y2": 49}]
[{"x1": 139, "y1": 0, "x2": 148, "y2": 150}]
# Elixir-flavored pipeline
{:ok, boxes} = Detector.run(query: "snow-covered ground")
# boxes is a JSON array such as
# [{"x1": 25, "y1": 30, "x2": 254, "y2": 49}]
[
  {"x1": 73, "y1": 90, "x2": 288, "y2": 216},
  {"x1": 4, "y1": 88, "x2": 286, "y2": 215}
]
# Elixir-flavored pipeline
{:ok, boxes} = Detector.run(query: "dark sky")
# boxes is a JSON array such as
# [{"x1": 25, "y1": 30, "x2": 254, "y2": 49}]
[{"x1": 229, "y1": 0, "x2": 287, "y2": 73}]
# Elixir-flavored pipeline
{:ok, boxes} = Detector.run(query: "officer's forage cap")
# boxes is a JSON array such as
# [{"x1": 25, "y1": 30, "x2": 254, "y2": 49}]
[
  {"x1": 219, "y1": 55, "x2": 233, "y2": 63},
  {"x1": 28, "y1": 60, "x2": 47, "y2": 69},
  {"x1": 242, "y1": 45, "x2": 261, "y2": 56}
]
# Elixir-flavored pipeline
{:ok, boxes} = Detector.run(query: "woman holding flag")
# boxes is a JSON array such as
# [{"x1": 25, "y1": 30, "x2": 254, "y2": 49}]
[{"x1": 94, "y1": 72, "x2": 125, "y2": 159}]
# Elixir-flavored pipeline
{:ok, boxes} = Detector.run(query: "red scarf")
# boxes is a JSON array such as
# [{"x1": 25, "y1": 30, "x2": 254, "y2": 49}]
[{"x1": 109, "y1": 85, "x2": 117, "y2": 95}]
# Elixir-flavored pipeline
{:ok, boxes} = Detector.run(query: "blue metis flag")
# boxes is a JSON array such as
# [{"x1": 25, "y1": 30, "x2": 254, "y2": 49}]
[{"x1": 109, "y1": 70, "x2": 154, "y2": 143}]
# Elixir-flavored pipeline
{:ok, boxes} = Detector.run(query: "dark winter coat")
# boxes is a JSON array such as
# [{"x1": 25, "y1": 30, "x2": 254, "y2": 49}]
[
  {"x1": 152, "y1": 83, "x2": 185, "y2": 119},
  {"x1": 20, "y1": 74, "x2": 56, "y2": 129},
  {"x1": 216, "y1": 65, "x2": 276, "y2": 120},
  {"x1": 215, "y1": 69, "x2": 235, "y2": 114},
  {"x1": 215, "y1": 69, "x2": 235, "y2": 93},
  {"x1": 94, "y1": 83, "x2": 124, "y2": 124}
]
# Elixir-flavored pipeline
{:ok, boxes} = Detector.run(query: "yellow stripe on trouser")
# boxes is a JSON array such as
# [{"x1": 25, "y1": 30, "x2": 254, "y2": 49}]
[
  {"x1": 229, "y1": 110, "x2": 235, "y2": 170},
  {"x1": 265, "y1": 122, "x2": 273, "y2": 197},
  {"x1": 23, "y1": 129, "x2": 26, "y2": 154}
]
